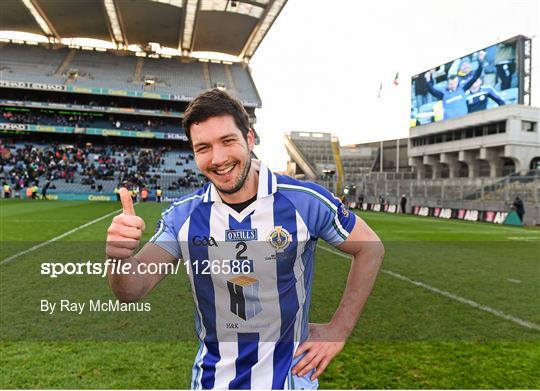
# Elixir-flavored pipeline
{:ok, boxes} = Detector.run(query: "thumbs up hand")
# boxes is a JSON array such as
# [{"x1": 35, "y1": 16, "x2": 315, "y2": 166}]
[{"x1": 106, "y1": 188, "x2": 146, "y2": 259}]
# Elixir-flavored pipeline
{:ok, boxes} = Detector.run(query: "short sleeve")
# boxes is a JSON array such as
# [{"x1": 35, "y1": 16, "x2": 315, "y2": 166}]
[
  {"x1": 150, "y1": 215, "x2": 182, "y2": 259},
  {"x1": 316, "y1": 196, "x2": 356, "y2": 246}
]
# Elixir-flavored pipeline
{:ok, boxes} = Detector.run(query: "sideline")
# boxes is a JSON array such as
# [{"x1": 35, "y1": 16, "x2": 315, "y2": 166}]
[{"x1": 317, "y1": 244, "x2": 540, "y2": 331}]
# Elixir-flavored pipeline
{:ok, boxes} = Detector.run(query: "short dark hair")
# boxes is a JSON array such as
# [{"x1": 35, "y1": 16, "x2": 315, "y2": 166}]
[{"x1": 183, "y1": 88, "x2": 250, "y2": 144}]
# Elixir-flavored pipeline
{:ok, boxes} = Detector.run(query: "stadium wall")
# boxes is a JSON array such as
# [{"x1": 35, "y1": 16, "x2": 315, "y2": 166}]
[
  {"x1": 345, "y1": 174, "x2": 539, "y2": 225},
  {"x1": 351, "y1": 197, "x2": 538, "y2": 226}
]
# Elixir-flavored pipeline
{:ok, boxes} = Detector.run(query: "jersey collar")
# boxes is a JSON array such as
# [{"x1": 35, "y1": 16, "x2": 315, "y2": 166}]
[{"x1": 203, "y1": 159, "x2": 277, "y2": 203}]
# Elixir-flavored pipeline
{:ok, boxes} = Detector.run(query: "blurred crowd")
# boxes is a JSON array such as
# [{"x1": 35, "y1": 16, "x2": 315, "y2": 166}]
[
  {"x1": 0, "y1": 141, "x2": 203, "y2": 198},
  {"x1": 5, "y1": 92, "x2": 181, "y2": 113},
  {"x1": 1, "y1": 109, "x2": 178, "y2": 133}
]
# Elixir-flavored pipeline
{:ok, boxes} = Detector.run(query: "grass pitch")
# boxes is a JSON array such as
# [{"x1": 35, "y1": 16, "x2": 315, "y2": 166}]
[{"x1": 1, "y1": 199, "x2": 539, "y2": 389}]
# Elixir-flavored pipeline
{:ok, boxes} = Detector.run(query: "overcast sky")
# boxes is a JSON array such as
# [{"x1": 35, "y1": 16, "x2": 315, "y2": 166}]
[{"x1": 250, "y1": 0, "x2": 540, "y2": 171}]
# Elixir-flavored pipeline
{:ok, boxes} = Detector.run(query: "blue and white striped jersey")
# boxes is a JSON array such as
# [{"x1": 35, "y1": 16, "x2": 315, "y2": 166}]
[{"x1": 151, "y1": 161, "x2": 356, "y2": 389}]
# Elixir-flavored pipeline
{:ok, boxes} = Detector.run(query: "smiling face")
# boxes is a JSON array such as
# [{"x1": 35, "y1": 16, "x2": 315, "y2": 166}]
[{"x1": 191, "y1": 115, "x2": 255, "y2": 196}]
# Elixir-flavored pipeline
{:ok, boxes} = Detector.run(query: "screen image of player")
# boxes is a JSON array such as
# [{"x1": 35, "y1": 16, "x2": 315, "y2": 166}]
[{"x1": 410, "y1": 38, "x2": 521, "y2": 127}]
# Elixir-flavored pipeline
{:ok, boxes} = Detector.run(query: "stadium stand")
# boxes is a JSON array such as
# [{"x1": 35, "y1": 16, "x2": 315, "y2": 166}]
[
  {"x1": 0, "y1": 87, "x2": 184, "y2": 112},
  {"x1": 0, "y1": 44, "x2": 67, "y2": 84},
  {"x1": 288, "y1": 132, "x2": 336, "y2": 175},
  {"x1": 208, "y1": 62, "x2": 229, "y2": 89},
  {"x1": 287, "y1": 132, "x2": 411, "y2": 183},
  {"x1": 230, "y1": 64, "x2": 261, "y2": 104},
  {"x1": 0, "y1": 39, "x2": 265, "y2": 202},
  {"x1": 64, "y1": 50, "x2": 138, "y2": 90},
  {"x1": 341, "y1": 145, "x2": 378, "y2": 181},
  {"x1": 0, "y1": 43, "x2": 261, "y2": 106},
  {"x1": 1, "y1": 108, "x2": 183, "y2": 134},
  {"x1": 141, "y1": 57, "x2": 208, "y2": 96},
  {"x1": 285, "y1": 130, "x2": 539, "y2": 224},
  {"x1": 0, "y1": 140, "x2": 203, "y2": 198}
]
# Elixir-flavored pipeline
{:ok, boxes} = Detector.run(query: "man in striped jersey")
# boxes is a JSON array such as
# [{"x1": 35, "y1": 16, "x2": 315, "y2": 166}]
[{"x1": 106, "y1": 89, "x2": 384, "y2": 389}]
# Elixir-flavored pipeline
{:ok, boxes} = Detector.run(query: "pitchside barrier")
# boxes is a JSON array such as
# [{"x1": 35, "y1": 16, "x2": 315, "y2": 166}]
[
  {"x1": 17, "y1": 192, "x2": 117, "y2": 201},
  {"x1": 410, "y1": 205, "x2": 525, "y2": 226},
  {"x1": 348, "y1": 202, "x2": 522, "y2": 226},
  {"x1": 2, "y1": 190, "x2": 199, "y2": 202}
]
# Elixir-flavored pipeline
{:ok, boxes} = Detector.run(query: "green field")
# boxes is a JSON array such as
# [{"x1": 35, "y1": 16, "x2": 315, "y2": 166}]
[{"x1": 1, "y1": 199, "x2": 539, "y2": 389}]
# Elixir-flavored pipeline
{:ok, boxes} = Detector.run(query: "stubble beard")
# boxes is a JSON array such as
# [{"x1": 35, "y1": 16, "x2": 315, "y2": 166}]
[{"x1": 212, "y1": 156, "x2": 252, "y2": 195}]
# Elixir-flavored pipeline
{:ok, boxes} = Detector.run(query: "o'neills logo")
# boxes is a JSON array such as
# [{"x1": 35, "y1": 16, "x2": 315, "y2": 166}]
[{"x1": 225, "y1": 229, "x2": 258, "y2": 242}]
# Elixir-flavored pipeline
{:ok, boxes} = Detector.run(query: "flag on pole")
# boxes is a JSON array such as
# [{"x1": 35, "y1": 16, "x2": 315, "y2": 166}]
[{"x1": 393, "y1": 72, "x2": 399, "y2": 86}]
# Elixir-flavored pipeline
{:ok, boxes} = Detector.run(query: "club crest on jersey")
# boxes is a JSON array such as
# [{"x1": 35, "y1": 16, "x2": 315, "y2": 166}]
[
  {"x1": 227, "y1": 276, "x2": 262, "y2": 321},
  {"x1": 225, "y1": 229, "x2": 258, "y2": 242},
  {"x1": 267, "y1": 226, "x2": 291, "y2": 251},
  {"x1": 340, "y1": 204, "x2": 350, "y2": 217}
]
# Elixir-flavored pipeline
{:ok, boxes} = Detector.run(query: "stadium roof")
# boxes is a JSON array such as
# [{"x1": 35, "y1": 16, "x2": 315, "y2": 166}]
[{"x1": 0, "y1": 0, "x2": 287, "y2": 61}]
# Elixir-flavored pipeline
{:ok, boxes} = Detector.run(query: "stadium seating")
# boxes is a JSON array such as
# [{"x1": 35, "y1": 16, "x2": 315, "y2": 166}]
[
  {"x1": 208, "y1": 62, "x2": 229, "y2": 89},
  {"x1": 464, "y1": 170, "x2": 539, "y2": 201},
  {"x1": 0, "y1": 44, "x2": 67, "y2": 84},
  {"x1": 289, "y1": 133, "x2": 336, "y2": 179},
  {"x1": 66, "y1": 50, "x2": 138, "y2": 90},
  {"x1": 354, "y1": 172, "x2": 539, "y2": 207},
  {"x1": 141, "y1": 57, "x2": 207, "y2": 97},
  {"x1": 341, "y1": 146, "x2": 378, "y2": 182},
  {"x1": 0, "y1": 109, "x2": 184, "y2": 134},
  {"x1": 0, "y1": 142, "x2": 202, "y2": 198},
  {"x1": 230, "y1": 64, "x2": 261, "y2": 104},
  {"x1": 0, "y1": 43, "x2": 261, "y2": 106}
]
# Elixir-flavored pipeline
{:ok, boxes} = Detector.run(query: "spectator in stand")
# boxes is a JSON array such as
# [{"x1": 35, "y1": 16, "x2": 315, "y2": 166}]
[{"x1": 1, "y1": 141, "x2": 198, "y2": 200}]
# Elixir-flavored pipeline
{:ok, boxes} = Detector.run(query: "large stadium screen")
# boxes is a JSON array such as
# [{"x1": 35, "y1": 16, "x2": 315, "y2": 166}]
[{"x1": 410, "y1": 36, "x2": 527, "y2": 127}]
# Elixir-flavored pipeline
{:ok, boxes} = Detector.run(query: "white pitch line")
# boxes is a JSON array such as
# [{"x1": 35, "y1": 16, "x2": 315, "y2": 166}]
[
  {"x1": 317, "y1": 244, "x2": 540, "y2": 331},
  {"x1": 1, "y1": 207, "x2": 124, "y2": 266}
]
